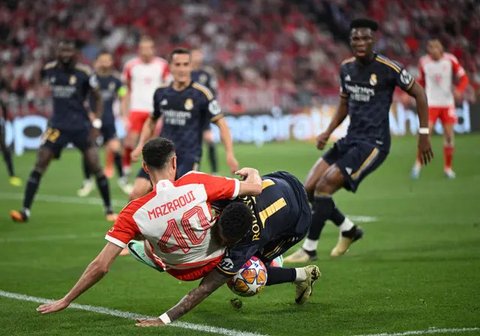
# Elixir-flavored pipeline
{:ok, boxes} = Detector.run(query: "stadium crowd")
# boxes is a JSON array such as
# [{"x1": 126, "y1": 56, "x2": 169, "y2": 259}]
[{"x1": 0, "y1": 0, "x2": 478, "y2": 114}]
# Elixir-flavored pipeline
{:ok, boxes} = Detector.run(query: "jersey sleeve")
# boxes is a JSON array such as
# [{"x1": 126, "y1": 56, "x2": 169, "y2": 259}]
[
  {"x1": 152, "y1": 88, "x2": 163, "y2": 120},
  {"x1": 339, "y1": 66, "x2": 349, "y2": 99},
  {"x1": 217, "y1": 243, "x2": 258, "y2": 275},
  {"x1": 105, "y1": 208, "x2": 141, "y2": 248},
  {"x1": 88, "y1": 73, "x2": 99, "y2": 90},
  {"x1": 394, "y1": 64, "x2": 415, "y2": 92},
  {"x1": 178, "y1": 172, "x2": 240, "y2": 201},
  {"x1": 450, "y1": 55, "x2": 469, "y2": 93}
]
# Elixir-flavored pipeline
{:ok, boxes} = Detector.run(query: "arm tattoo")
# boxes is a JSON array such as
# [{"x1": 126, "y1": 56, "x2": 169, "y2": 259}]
[{"x1": 166, "y1": 270, "x2": 230, "y2": 322}]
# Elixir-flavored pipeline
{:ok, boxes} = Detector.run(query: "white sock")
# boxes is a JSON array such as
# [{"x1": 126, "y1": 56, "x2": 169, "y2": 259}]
[
  {"x1": 339, "y1": 217, "x2": 354, "y2": 232},
  {"x1": 302, "y1": 238, "x2": 318, "y2": 252},
  {"x1": 294, "y1": 267, "x2": 307, "y2": 282},
  {"x1": 23, "y1": 208, "x2": 31, "y2": 217}
]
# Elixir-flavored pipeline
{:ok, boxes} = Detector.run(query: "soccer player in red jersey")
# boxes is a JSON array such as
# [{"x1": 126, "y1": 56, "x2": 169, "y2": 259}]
[{"x1": 411, "y1": 39, "x2": 469, "y2": 179}]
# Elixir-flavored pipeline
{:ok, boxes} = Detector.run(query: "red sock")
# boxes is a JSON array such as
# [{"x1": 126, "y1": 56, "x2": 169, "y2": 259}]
[
  {"x1": 443, "y1": 145, "x2": 454, "y2": 169},
  {"x1": 123, "y1": 147, "x2": 132, "y2": 168},
  {"x1": 106, "y1": 150, "x2": 114, "y2": 169}
]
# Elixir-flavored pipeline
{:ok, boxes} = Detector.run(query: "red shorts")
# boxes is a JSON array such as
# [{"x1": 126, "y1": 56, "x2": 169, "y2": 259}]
[
  {"x1": 166, "y1": 255, "x2": 224, "y2": 281},
  {"x1": 429, "y1": 106, "x2": 457, "y2": 125},
  {"x1": 128, "y1": 111, "x2": 150, "y2": 133}
]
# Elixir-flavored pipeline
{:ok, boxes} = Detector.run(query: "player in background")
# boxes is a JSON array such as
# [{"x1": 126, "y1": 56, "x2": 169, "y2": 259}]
[
  {"x1": 191, "y1": 48, "x2": 219, "y2": 174},
  {"x1": 36, "y1": 137, "x2": 262, "y2": 315},
  {"x1": 284, "y1": 18, "x2": 433, "y2": 263},
  {"x1": 129, "y1": 48, "x2": 238, "y2": 200},
  {"x1": 10, "y1": 40, "x2": 116, "y2": 222},
  {"x1": 121, "y1": 36, "x2": 170, "y2": 177},
  {"x1": 77, "y1": 50, "x2": 131, "y2": 197},
  {"x1": 37, "y1": 138, "x2": 319, "y2": 324},
  {"x1": 411, "y1": 39, "x2": 469, "y2": 179},
  {"x1": 0, "y1": 99, "x2": 22, "y2": 187}
]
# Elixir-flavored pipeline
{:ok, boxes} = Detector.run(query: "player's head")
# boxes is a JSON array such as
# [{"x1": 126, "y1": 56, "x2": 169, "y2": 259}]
[
  {"x1": 95, "y1": 50, "x2": 114, "y2": 74},
  {"x1": 190, "y1": 48, "x2": 204, "y2": 70},
  {"x1": 214, "y1": 202, "x2": 252, "y2": 248},
  {"x1": 349, "y1": 18, "x2": 378, "y2": 60},
  {"x1": 426, "y1": 39, "x2": 444, "y2": 60},
  {"x1": 138, "y1": 35, "x2": 155, "y2": 62},
  {"x1": 142, "y1": 137, "x2": 177, "y2": 179},
  {"x1": 169, "y1": 48, "x2": 192, "y2": 85},
  {"x1": 56, "y1": 40, "x2": 77, "y2": 68}
]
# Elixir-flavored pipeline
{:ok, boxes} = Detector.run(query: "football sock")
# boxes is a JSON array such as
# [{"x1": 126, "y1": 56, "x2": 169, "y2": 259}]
[
  {"x1": 339, "y1": 217, "x2": 354, "y2": 232},
  {"x1": 331, "y1": 207, "x2": 346, "y2": 226},
  {"x1": 82, "y1": 157, "x2": 91, "y2": 180},
  {"x1": 306, "y1": 195, "x2": 334, "y2": 242},
  {"x1": 113, "y1": 152, "x2": 124, "y2": 178},
  {"x1": 95, "y1": 175, "x2": 112, "y2": 210},
  {"x1": 207, "y1": 143, "x2": 218, "y2": 173},
  {"x1": 2, "y1": 147, "x2": 15, "y2": 176},
  {"x1": 294, "y1": 267, "x2": 307, "y2": 282},
  {"x1": 122, "y1": 146, "x2": 132, "y2": 169},
  {"x1": 23, "y1": 170, "x2": 42, "y2": 209},
  {"x1": 302, "y1": 238, "x2": 319, "y2": 252},
  {"x1": 265, "y1": 266, "x2": 296, "y2": 286},
  {"x1": 444, "y1": 144, "x2": 454, "y2": 169}
]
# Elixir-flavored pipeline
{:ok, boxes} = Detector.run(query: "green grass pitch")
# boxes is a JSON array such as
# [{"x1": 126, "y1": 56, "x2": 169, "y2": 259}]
[{"x1": 0, "y1": 134, "x2": 479, "y2": 336}]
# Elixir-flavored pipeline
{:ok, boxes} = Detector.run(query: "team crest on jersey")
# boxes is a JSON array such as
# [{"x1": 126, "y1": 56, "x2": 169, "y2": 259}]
[
  {"x1": 369, "y1": 73, "x2": 377, "y2": 86},
  {"x1": 184, "y1": 98, "x2": 194, "y2": 110},
  {"x1": 69, "y1": 75, "x2": 77, "y2": 85},
  {"x1": 108, "y1": 82, "x2": 116, "y2": 91},
  {"x1": 199, "y1": 74, "x2": 208, "y2": 84}
]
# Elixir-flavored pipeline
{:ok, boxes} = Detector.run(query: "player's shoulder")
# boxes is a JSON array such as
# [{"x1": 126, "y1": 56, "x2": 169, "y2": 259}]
[
  {"x1": 374, "y1": 54, "x2": 403, "y2": 73},
  {"x1": 120, "y1": 190, "x2": 156, "y2": 215},
  {"x1": 192, "y1": 82, "x2": 214, "y2": 100},
  {"x1": 341, "y1": 56, "x2": 355, "y2": 66},
  {"x1": 74, "y1": 63, "x2": 93, "y2": 76},
  {"x1": 153, "y1": 56, "x2": 169, "y2": 65},
  {"x1": 443, "y1": 52, "x2": 459, "y2": 63},
  {"x1": 111, "y1": 71, "x2": 122, "y2": 81},
  {"x1": 42, "y1": 61, "x2": 58, "y2": 71},
  {"x1": 175, "y1": 171, "x2": 210, "y2": 185}
]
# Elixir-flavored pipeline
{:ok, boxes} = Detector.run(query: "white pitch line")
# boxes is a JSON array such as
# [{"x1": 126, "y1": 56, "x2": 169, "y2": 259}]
[
  {"x1": 0, "y1": 290, "x2": 268, "y2": 336},
  {"x1": 0, "y1": 232, "x2": 104, "y2": 243},
  {"x1": 0, "y1": 192, "x2": 127, "y2": 207},
  {"x1": 354, "y1": 327, "x2": 480, "y2": 336}
]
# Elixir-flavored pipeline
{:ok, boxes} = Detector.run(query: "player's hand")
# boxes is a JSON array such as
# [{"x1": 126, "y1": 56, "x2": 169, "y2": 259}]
[
  {"x1": 226, "y1": 153, "x2": 239, "y2": 174},
  {"x1": 36, "y1": 298, "x2": 70, "y2": 314},
  {"x1": 135, "y1": 318, "x2": 166, "y2": 327},
  {"x1": 235, "y1": 167, "x2": 258, "y2": 180},
  {"x1": 418, "y1": 134, "x2": 434, "y2": 165},
  {"x1": 131, "y1": 146, "x2": 142, "y2": 162},
  {"x1": 316, "y1": 132, "x2": 330, "y2": 150}
]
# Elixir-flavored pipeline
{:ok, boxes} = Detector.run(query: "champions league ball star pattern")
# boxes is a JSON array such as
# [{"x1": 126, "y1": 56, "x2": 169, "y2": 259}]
[{"x1": 227, "y1": 256, "x2": 267, "y2": 297}]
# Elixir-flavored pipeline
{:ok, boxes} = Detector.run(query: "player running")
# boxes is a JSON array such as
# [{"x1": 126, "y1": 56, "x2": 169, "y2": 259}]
[
  {"x1": 77, "y1": 50, "x2": 131, "y2": 196},
  {"x1": 10, "y1": 40, "x2": 116, "y2": 222},
  {"x1": 284, "y1": 18, "x2": 433, "y2": 263},
  {"x1": 121, "y1": 36, "x2": 170, "y2": 176},
  {"x1": 411, "y1": 39, "x2": 469, "y2": 179},
  {"x1": 129, "y1": 48, "x2": 238, "y2": 200}
]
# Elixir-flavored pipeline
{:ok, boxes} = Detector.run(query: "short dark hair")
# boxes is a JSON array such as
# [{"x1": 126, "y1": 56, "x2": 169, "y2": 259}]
[
  {"x1": 96, "y1": 49, "x2": 111, "y2": 58},
  {"x1": 350, "y1": 18, "x2": 378, "y2": 31},
  {"x1": 169, "y1": 48, "x2": 191, "y2": 63},
  {"x1": 142, "y1": 137, "x2": 175, "y2": 170},
  {"x1": 217, "y1": 202, "x2": 253, "y2": 247}
]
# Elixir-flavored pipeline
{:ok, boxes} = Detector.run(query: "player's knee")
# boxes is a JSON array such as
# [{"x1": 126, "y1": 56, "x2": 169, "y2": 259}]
[{"x1": 315, "y1": 171, "x2": 342, "y2": 194}]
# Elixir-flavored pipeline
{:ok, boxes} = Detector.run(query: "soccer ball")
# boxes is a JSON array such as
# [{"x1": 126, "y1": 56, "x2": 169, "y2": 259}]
[{"x1": 227, "y1": 256, "x2": 267, "y2": 297}]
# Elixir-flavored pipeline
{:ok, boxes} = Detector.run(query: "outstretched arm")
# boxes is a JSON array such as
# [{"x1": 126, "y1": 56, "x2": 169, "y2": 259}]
[
  {"x1": 407, "y1": 82, "x2": 434, "y2": 165},
  {"x1": 136, "y1": 269, "x2": 230, "y2": 327},
  {"x1": 36, "y1": 242, "x2": 122, "y2": 314}
]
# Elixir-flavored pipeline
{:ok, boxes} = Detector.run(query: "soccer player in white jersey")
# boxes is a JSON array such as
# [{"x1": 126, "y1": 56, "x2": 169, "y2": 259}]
[
  {"x1": 36, "y1": 137, "x2": 262, "y2": 315},
  {"x1": 411, "y1": 39, "x2": 469, "y2": 179},
  {"x1": 121, "y1": 36, "x2": 170, "y2": 175}
]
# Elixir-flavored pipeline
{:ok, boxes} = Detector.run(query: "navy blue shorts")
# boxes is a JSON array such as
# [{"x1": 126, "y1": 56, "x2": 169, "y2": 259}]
[
  {"x1": 100, "y1": 123, "x2": 117, "y2": 144},
  {"x1": 136, "y1": 155, "x2": 200, "y2": 180},
  {"x1": 323, "y1": 139, "x2": 388, "y2": 192},
  {"x1": 41, "y1": 127, "x2": 94, "y2": 159}
]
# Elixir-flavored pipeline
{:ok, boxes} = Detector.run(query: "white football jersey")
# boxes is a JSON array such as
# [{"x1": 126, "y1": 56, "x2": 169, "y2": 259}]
[{"x1": 122, "y1": 57, "x2": 170, "y2": 113}]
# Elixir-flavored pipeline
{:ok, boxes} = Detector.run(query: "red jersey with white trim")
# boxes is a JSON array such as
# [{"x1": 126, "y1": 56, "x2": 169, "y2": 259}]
[
  {"x1": 105, "y1": 172, "x2": 240, "y2": 270},
  {"x1": 418, "y1": 53, "x2": 467, "y2": 107},
  {"x1": 122, "y1": 56, "x2": 170, "y2": 113}
]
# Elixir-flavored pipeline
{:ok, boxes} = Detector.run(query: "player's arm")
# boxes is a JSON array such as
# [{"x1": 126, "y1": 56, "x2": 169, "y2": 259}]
[
  {"x1": 36, "y1": 242, "x2": 122, "y2": 314},
  {"x1": 406, "y1": 81, "x2": 433, "y2": 165},
  {"x1": 236, "y1": 167, "x2": 262, "y2": 196},
  {"x1": 213, "y1": 117, "x2": 239, "y2": 173},
  {"x1": 316, "y1": 96, "x2": 348, "y2": 150},
  {"x1": 136, "y1": 270, "x2": 230, "y2": 327},
  {"x1": 88, "y1": 74, "x2": 103, "y2": 121},
  {"x1": 452, "y1": 58, "x2": 469, "y2": 101}
]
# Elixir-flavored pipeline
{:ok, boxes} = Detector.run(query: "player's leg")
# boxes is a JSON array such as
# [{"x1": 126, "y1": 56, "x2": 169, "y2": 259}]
[
  {"x1": 411, "y1": 108, "x2": 437, "y2": 179},
  {"x1": 0, "y1": 119, "x2": 21, "y2": 186},
  {"x1": 203, "y1": 127, "x2": 218, "y2": 174},
  {"x1": 122, "y1": 112, "x2": 146, "y2": 176},
  {"x1": 442, "y1": 107, "x2": 457, "y2": 178},
  {"x1": 10, "y1": 145, "x2": 56, "y2": 222},
  {"x1": 80, "y1": 135, "x2": 116, "y2": 221},
  {"x1": 77, "y1": 154, "x2": 94, "y2": 197},
  {"x1": 105, "y1": 129, "x2": 132, "y2": 194}
]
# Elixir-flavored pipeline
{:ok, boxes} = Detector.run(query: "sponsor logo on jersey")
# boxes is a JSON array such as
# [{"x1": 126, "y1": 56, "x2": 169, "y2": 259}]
[
  {"x1": 184, "y1": 98, "x2": 194, "y2": 110},
  {"x1": 369, "y1": 73, "x2": 377, "y2": 86}
]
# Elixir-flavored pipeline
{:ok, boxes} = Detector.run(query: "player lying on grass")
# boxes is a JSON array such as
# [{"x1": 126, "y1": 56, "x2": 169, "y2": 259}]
[{"x1": 37, "y1": 138, "x2": 319, "y2": 325}]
